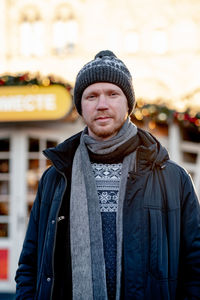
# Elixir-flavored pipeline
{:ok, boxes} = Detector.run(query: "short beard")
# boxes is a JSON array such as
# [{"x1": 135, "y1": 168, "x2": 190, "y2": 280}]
[
  {"x1": 90, "y1": 128, "x2": 115, "y2": 139},
  {"x1": 89, "y1": 119, "x2": 126, "y2": 140}
]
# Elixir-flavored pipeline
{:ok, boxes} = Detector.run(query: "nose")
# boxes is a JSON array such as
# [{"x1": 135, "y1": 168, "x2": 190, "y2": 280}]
[{"x1": 96, "y1": 94, "x2": 109, "y2": 110}]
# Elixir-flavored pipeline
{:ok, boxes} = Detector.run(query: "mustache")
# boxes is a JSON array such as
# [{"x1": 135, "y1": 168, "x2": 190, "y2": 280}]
[{"x1": 94, "y1": 114, "x2": 113, "y2": 120}]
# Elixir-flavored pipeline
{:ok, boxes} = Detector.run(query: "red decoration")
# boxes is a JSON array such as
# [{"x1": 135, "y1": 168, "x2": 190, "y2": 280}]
[{"x1": 0, "y1": 249, "x2": 8, "y2": 280}]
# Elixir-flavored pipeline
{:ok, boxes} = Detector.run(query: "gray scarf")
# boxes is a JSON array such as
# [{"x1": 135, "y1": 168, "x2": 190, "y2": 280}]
[{"x1": 70, "y1": 119, "x2": 137, "y2": 300}]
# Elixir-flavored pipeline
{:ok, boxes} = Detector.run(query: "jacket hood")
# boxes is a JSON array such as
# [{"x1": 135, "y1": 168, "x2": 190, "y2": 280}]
[
  {"x1": 136, "y1": 128, "x2": 169, "y2": 173},
  {"x1": 43, "y1": 128, "x2": 169, "y2": 174}
]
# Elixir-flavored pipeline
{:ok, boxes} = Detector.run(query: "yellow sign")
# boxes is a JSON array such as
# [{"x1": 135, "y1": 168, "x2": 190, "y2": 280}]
[{"x1": 0, "y1": 85, "x2": 72, "y2": 122}]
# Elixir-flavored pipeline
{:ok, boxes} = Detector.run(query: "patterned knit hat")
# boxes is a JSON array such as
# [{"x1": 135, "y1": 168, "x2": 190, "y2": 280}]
[{"x1": 73, "y1": 50, "x2": 135, "y2": 115}]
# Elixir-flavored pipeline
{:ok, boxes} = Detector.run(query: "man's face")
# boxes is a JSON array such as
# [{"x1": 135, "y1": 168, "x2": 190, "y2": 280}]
[{"x1": 81, "y1": 82, "x2": 129, "y2": 141}]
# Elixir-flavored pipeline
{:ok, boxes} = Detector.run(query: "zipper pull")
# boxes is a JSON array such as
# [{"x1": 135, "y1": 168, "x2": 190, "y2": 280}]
[{"x1": 57, "y1": 216, "x2": 65, "y2": 222}]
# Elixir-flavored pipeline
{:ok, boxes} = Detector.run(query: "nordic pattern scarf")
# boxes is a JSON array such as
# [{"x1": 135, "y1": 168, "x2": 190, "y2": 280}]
[{"x1": 70, "y1": 119, "x2": 137, "y2": 300}]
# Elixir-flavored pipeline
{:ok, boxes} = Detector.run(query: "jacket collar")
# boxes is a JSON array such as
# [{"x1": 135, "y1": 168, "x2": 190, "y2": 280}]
[
  {"x1": 43, "y1": 131, "x2": 82, "y2": 174},
  {"x1": 43, "y1": 128, "x2": 169, "y2": 174}
]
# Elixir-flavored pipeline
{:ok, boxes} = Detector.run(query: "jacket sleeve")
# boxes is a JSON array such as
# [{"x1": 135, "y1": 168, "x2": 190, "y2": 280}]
[
  {"x1": 15, "y1": 171, "x2": 46, "y2": 299},
  {"x1": 179, "y1": 172, "x2": 200, "y2": 299}
]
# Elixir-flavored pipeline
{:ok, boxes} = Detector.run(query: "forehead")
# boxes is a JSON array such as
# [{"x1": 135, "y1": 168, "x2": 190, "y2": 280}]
[{"x1": 83, "y1": 82, "x2": 123, "y2": 95}]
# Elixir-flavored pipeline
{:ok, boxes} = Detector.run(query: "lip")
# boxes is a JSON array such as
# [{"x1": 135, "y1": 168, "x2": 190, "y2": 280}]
[{"x1": 95, "y1": 116, "x2": 111, "y2": 121}]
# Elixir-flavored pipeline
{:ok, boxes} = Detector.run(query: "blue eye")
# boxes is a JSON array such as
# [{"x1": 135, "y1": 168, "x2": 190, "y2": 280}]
[
  {"x1": 85, "y1": 94, "x2": 95, "y2": 99},
  {"x1": 110, "y1": 92, "x2": 118, "y2": 97}
]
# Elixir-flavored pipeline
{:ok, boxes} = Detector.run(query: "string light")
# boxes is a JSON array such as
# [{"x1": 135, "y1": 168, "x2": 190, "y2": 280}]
[
  {"x1": 148, "y1": 120, "x2": 156, "y2": 130},
  {"x1": 0, "y1": 73, "x2": 73, "y2": 93},
  {"x1": 42, "y1": 78, "x2": 50, "y2": 86},
  {"x1": 133, "y1": 102, "x2": 200, "y2": 131}
]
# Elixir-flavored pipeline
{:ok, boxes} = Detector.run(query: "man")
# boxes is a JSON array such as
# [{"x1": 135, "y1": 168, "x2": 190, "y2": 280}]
[{"x1": 15, "y1": 50, "x2": 200, "y2": 299}]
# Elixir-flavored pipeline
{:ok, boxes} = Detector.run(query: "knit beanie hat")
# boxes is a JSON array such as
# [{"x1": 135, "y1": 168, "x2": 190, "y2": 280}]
[{"x1": 73, "y1": 50, "x2": 135, "y2": 115}]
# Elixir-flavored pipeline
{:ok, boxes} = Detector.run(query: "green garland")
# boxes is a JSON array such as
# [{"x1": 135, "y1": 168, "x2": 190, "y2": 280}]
[
  {"x1": 0, "y1": 73, "x2": 73, "y2": 93},
  {"x1": 133, "y1": 99, "x2": 200, "y2": 132}
]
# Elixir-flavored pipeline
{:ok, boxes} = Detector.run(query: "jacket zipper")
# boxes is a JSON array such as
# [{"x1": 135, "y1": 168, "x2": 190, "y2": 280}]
[
  {"x1": 49, "y1": 170, "x2": 68, "y2": 300},
  {"x1": 135, "y1": 148, "x2": 138, "y2": 173}
]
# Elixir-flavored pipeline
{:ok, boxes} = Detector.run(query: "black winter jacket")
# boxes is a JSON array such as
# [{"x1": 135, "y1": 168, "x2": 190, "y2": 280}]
[{"x1": 15, "y1": 128, "x2": 200, "y2": 300}]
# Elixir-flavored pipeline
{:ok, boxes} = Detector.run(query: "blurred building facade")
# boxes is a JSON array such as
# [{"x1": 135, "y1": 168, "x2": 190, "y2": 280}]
[{"x1": 0, "y1": 0, "x2": 200, "y2": 295}]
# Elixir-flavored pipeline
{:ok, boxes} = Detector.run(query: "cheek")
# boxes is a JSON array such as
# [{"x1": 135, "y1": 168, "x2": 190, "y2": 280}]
[
  {"x1": 82, "y1": 104, "x2": 93, "y2": 122},
  {"x1": 112, "y1": 101, "x2": 128, "y2": 117},
  {"x1": 81, "y1": 103, "x2": 89, "y2": 117},
  {"x1": 122, "y1": 101, "x2": 129, "y2": 117}
]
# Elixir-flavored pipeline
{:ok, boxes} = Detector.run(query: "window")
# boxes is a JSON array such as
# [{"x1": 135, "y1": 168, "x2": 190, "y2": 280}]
[
  {"x1": 0, "y1": 138, "x2": 10, "y2": 238},
  {"x1": 19, "y1": 6, "x2": 45, "y2": 57},
  {"x1": 171, "y1": 20, "x2": 198, "y2": 51},
  {"x1": 124, "y1": 31, "x2": 139, "y2": 54},
  {"x1": 27, "y1": 137, "x2": 58, "y2": 214},
  {"x1": 151, "y1": 29, "x2": 168, "y2": 54},
  {"x1": 52, "y1": 5, "x2": 78, "y2": 55}
]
